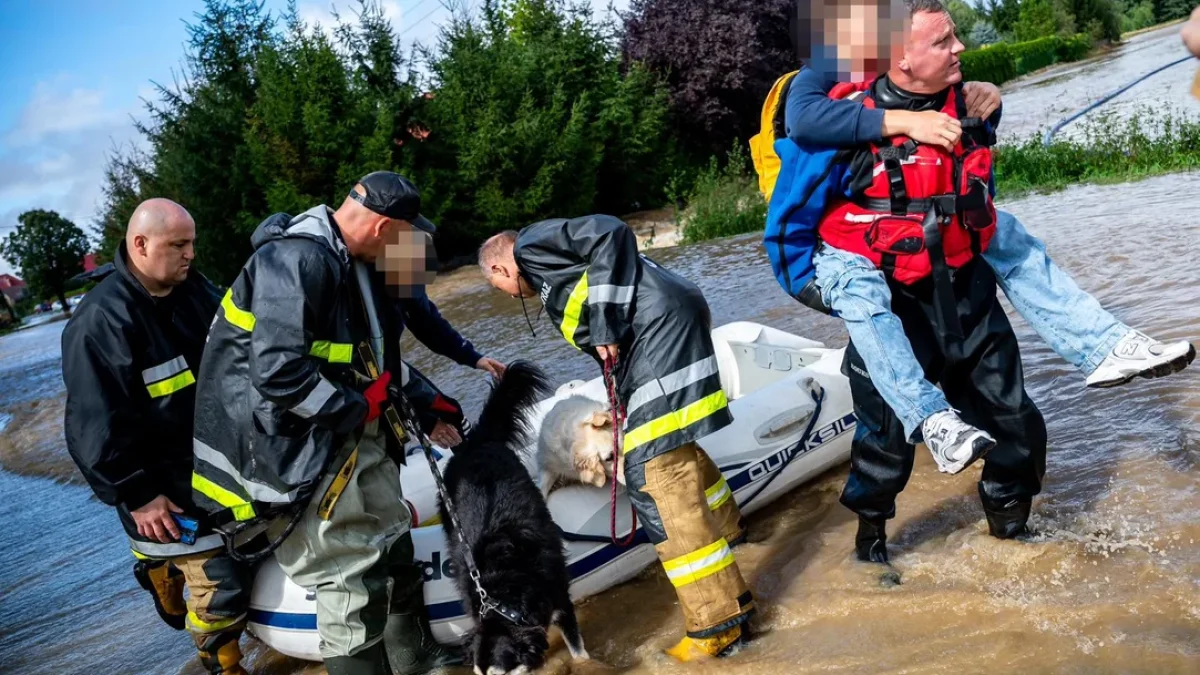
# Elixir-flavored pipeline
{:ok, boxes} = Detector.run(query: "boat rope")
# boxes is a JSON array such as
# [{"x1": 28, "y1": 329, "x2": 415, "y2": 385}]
[
  {"x1": 1042, "y1": 55, "x2": 1193, "y2": 147},
  {"x1": 738, "y1": 382, "x2": 825, "y2": 509},
  {"x1": 603, "y1": 354, "x2": 638, "y2": 547}
]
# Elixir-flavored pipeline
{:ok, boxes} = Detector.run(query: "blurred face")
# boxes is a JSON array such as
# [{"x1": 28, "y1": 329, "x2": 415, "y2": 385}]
[
  {"x1": 379, "y1": 228, "x2": 437, "y2": 298},
  {"x1": 800, "y1": 0, "x2": 908, "y2": 82},
  {"x1": 899, "y1": 10, "x2": 966, "y2": 92},
  {"x1": 132, "y1": 216, "x2": 195, "y2": 287}
]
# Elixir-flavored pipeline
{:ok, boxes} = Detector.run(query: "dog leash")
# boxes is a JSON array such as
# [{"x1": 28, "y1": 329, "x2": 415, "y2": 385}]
[
  {"x1": 386, "y1": 380, "x2": 533, "y2": 626},
  {"x1": 348, "y1": 262, "x2": 527, "y2": 626},
  {"x1": 602, "y1": 355, "x2": 638, "y2": 547}
]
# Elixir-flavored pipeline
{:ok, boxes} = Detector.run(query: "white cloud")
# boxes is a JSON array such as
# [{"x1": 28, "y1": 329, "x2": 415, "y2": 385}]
[
  {"x1": 0, "y1": 76, "x2": 145, "y2": 275},
  {"x1": 6, "y1": 79, "x2": 128, "y2": 148}
]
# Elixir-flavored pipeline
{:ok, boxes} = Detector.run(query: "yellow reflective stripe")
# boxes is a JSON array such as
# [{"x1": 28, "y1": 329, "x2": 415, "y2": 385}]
[
  {"x1": 130, "y1": 549, "x2": 150, "y2": 560},
  {"x1": 309, "y1": 340, "x2": 353, "y2": 364},
  {"x1": 706, "y1": 476, "x2": 732, "y2": 511},
  {"x1": 146, "y1": 370, "x2": 196, "y2": 398},
  {"x1": 662, "y1": 538, "x2": 735, "y2": 588},
  {"x1": 559, "y1": 271, "x2": 589, "y2": 349},
  {"x1": 623, "y1": 390, "x2": 729, "y2": 455},
  {"x1": 221, "y1": 289, "x2": 255, "y2": 332},
  {"x1": 187, "y1": 611, "x2": 244, "y2": 633},
  {"x1": 192, "y1": 472, "x2": 256, "y2": 522}
]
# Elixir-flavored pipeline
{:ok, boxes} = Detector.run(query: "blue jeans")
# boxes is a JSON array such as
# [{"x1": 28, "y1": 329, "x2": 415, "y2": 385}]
[{"x1": 814, "y1": 210, "x2": 1129, "y2": 442}]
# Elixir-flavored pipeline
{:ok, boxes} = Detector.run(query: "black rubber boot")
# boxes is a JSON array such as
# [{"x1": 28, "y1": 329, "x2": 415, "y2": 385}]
[
  {"x1": 325, "y1": 642, "x2": 393, "y2": 675},
  {"x1": 855, "y1": 517, "x2": 890, "y2": 564},
  {"x1": 983, "y1": 499, "x2": 1033, "y2": 540},
  {"x1": 384, "y1": 534, "x2": 462, "y2": 675}
]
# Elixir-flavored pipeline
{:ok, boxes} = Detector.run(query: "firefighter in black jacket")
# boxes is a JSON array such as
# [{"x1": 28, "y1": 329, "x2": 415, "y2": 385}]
[
  {"x1": 61, "y1": 199, "x2": 254, "y2": 675},
  {"x1": 191, "y1": 173, "x2": 461, "y2": 675},
  {"x1": 478, "y1": 216, "x2": 755, "y2": 661}
]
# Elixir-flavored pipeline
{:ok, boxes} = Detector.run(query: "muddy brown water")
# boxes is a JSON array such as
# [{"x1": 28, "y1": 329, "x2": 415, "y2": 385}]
[{"x1": 2, "y1": 26, "x2": 1198, "y2": 675}]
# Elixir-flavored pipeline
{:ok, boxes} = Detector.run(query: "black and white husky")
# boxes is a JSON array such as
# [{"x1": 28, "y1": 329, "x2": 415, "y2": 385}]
[{"x1": 440, "y1": 361, "x2": 589, "y2": 675}]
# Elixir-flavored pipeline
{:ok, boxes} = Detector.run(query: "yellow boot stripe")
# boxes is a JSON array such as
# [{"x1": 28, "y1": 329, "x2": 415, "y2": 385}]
[
  {"x1": 559, "y1": 271, "x2": 589, "y2": 349},
  {"x1": 705, "y1": 476, "x2": 732, "y2": 511},
  {"x1": 662, "y1": 538, "x2": 735, "y2": 588},
  {"x1": 187, "y1": 611, "x2": 244, "y2": 633},
  {"x1": 624, "y1": 391, "x2": 729, "y2": 454}
]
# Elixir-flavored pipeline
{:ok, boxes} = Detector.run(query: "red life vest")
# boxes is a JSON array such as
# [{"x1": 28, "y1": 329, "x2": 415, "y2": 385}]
[{"x1": 817, "y1": 82, "x2": 998, "y2": 285}]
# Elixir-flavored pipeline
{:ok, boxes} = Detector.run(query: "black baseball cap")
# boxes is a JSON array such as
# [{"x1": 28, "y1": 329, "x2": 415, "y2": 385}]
[{"x1": 349, "y1": 171, "x2": 437, "y2": 233}]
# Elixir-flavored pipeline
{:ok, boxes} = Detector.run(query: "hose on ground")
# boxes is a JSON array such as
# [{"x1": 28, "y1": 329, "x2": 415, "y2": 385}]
[{"x1": 1041, "y1": 56, "x2": 1194, "y2": 147}]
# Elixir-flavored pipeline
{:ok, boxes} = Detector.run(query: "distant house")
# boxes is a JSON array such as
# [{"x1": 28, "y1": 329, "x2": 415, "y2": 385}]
[
  {"x1": 0, "y1": 274, "x2": 25, "y2": 303},
  {"x1": 83, "y1": 253, "x2": 98, "y2": 273}
]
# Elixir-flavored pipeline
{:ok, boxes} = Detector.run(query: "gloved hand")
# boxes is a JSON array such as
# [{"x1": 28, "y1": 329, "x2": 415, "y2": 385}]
[{"x1": 364, "y1": 370, "x2": 393, "y2": 423}]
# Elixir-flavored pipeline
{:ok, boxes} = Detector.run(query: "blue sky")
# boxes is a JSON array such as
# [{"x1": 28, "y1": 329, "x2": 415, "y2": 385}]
[{"x1": 0, "y1": 0, "x2": 628, "y2": 276}]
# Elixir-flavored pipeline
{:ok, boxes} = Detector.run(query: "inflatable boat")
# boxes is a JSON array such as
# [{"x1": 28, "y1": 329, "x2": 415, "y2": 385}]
[{"x1": 247, "y1": 322, "x2": 857, "y2": 661}]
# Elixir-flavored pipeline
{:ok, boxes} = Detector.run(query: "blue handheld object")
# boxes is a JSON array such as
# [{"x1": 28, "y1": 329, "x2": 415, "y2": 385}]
[{"x1": 172, "y1": 514, "x2": 200, "y2": 545}]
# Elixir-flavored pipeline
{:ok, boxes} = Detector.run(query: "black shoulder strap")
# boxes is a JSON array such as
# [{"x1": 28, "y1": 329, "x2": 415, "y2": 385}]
[{"x1": 772, "y1": 72, "x2": 798, "y2": 140}]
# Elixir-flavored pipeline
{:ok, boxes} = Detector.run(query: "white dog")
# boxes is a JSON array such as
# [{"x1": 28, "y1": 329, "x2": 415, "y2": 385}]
[{"x1": 536, "y1": 395, "x2": 625, "y2": 497}]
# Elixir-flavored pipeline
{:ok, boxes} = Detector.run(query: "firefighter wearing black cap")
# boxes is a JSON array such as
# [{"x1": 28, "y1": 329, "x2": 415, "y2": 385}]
[
  {"x1": 62, "y1": 198, "x2": 256, "y2": 675},
  {"x1": 478, "y1": 216, "x2": 754, "y2": 662},
  {"x1": 191, "y1": 172, "x2": 463, "y2": 675}
]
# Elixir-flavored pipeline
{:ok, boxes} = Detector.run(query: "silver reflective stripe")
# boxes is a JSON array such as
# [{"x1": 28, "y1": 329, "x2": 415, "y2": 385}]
[
  {"x1": 129, "y1": 534, "x2": 225, "y2": 557},
  {"x1": 588, "y1": 284, "x2": 635, "y2": 305},
  {"x1": 194, "y1": 439, "x2": 295, "y2": 504},
  {"x1": 626, "y1": 355, "x2": 720, "y2": 416},
  {"x1": 141, "y1": 356, "x2": 189, "y2": 385},
  {"x1": 291, "y1": 377, "x2": 336, "y2": 419}
]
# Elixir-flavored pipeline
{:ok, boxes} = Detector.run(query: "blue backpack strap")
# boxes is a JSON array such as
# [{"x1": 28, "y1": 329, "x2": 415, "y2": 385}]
[{"x1": 763, "y1": 138, "x2": 845, "y2": 316}]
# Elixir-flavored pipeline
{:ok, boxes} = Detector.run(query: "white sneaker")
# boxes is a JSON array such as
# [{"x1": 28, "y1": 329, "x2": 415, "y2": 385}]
[
  {"x1": 922, "y1": 410, "x2": 996, "y2": 475},
  {"x1": 1085, "y1": 330, "x2": 1196, "y2": 389}
]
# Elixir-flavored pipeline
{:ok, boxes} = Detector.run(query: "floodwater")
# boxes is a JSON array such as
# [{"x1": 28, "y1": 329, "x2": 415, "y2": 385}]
[
  {"x1": 1, "y1": 25, "x2": 1198, "y2": 675},
  {"x1": 999, "y1": 24, "x2": 1200, "y2": 143}
]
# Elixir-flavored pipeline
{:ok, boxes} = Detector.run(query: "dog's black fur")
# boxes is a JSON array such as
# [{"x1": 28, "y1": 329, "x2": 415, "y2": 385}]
[{"x1": 440, "y1": 360, "x2": 587, "y2": 673}]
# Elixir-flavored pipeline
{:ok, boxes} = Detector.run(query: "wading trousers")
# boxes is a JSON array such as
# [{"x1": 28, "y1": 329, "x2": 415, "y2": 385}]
[{"x1": 839, "y1": 256, "x2": 1049, "y2": 529}]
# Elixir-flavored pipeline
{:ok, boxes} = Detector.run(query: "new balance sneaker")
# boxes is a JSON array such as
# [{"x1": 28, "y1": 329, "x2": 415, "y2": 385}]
[
  {"x1": 922, "y1": 410, "x2": 996, "y2": 475},
  {"x1": 1086, "y1": 330, "x2": 1196, "y2": 389}
]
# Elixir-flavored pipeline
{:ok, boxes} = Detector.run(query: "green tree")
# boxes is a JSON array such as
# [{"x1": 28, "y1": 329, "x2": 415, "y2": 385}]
[
  {"x1": 1013, "y1": 0, "x2": 1079, "y2": 41},
  {"x1": 0, "y1": 210, "x2": 90, "y2": 316},
  {"x1": 414, "y1": 0, "x2": 673, "y2": 253},
  {"x1": 136, "y1": 0, "x2": 274, "y2": 284},
  {"x1": 983, "y1": 0, "x2": 1024, "y2": 34},
  {"x1": 1152, "y1": 0, "x2": 1197, "y2": 22},
  {"x1": 1118, "y1": 1, "x2": 1158, "y2": 32},
  {"x1": 970, "y1": 21, "x2": 1003, "y2": 45},
  {"x1": 95, "y1": 147, "x2": 150, "y2": 264},
  {"x1": 1065, "y1": 0, "x2": 1123, "y2": 41},
  {"x1": 948, "y1": 0, "x2": 981, "y2": 43}
]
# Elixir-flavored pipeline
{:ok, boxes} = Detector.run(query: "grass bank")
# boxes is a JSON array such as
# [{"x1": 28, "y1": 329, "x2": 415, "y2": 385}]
[
  {"x1": 994, "y1": 107, "x2": 1200, "y2": 196},
  {"x1": 681, "y1": 108, "x2": 1200, "y2": 243}
]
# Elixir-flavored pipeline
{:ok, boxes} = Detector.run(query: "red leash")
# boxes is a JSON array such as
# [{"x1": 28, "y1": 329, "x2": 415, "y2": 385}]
[{"x1": 603, "y1": 355, "x2": 637, "y2": 546}]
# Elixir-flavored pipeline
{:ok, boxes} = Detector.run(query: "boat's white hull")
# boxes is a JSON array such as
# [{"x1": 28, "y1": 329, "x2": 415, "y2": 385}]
[{"x1": 247, "y1": 322, "x2": 856, "y2": 661}]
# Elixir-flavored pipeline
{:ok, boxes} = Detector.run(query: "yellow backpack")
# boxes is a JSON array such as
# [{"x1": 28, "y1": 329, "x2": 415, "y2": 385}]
[{"x1": 749, "y1": 70, "x2": 800, "y2": 204}]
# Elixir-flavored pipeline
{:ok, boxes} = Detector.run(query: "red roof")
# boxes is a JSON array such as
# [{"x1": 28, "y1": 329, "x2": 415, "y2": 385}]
[
  {"x1": 83, "y1": 253, "x2": 97, "y2": 272},
  {"x1": 0, "y1": 274, "x2": 24, "y2": 290}
]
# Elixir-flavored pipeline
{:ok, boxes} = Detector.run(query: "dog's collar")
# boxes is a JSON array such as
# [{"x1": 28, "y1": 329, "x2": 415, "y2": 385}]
[{"x1": 481, "y1": 598, "x2": 536, "y2": 627}]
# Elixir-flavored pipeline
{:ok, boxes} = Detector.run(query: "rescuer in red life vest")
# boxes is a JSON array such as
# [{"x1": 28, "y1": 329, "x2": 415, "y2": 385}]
[{"x1": 766, "y1": 0, "x2": 1195, "y2": 563}]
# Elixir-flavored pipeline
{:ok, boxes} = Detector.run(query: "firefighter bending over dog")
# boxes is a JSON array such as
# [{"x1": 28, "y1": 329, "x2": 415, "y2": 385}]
[{"x1": 478, "y1": 216, "x2": 753, "y2": 661}]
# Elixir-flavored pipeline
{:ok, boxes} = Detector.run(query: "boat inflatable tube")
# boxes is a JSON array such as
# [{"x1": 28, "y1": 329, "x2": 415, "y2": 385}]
[{"x1": 247, "y1": 321, "x2": 857, "y2": 661}]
